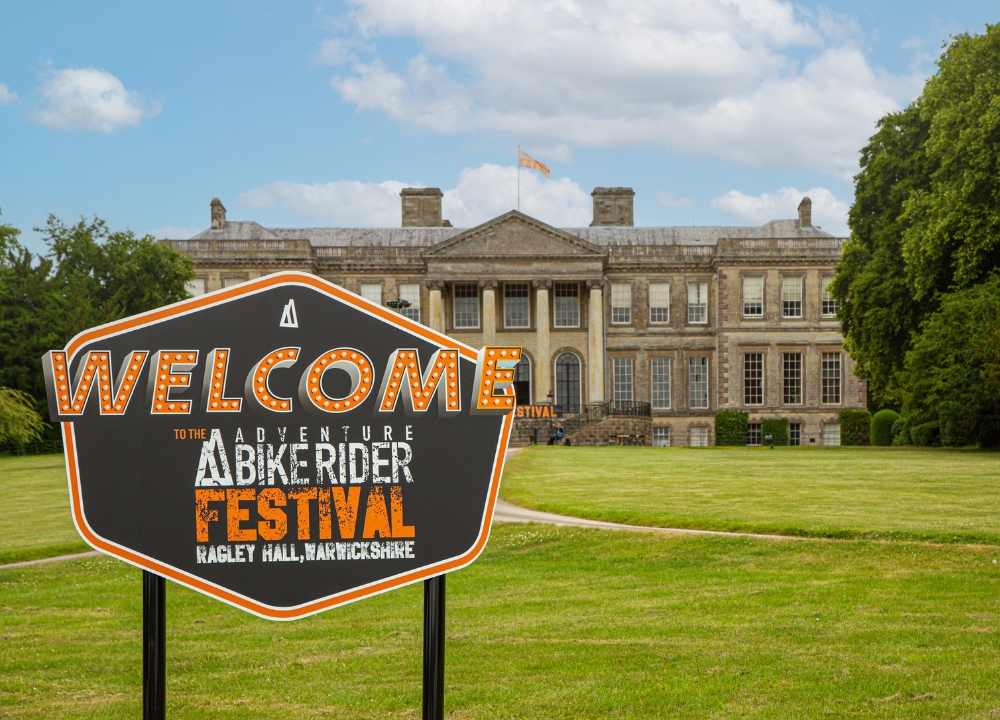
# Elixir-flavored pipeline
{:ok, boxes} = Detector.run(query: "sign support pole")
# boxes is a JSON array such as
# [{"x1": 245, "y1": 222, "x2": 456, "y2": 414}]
[
  {"x1": 142, "y1": 571, "x2": 166, "y2": 720},
  {"x1": 422, "y1": 575, "x2": 446, "y2": 720}
]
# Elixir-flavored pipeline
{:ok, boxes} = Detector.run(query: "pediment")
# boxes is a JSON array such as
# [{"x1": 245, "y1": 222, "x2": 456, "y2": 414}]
[{"x1": 422, "y1": 211, "x2": 605, "y2": 258}]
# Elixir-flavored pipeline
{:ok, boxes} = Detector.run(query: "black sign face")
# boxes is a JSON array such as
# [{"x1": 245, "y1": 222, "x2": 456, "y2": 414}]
[{"x1": 43, "y1": 273, "x2": 517, "y2": 619}]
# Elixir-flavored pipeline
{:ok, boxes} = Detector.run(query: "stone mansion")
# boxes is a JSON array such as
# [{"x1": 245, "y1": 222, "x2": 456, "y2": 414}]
[{"x1": 161, "y1": 188, "x2": 865, "y2": 447}]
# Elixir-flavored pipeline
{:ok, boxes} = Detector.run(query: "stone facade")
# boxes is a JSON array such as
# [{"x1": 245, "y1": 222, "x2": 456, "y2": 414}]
[{"x1": 163, "y1": 191, "x2": 863, "y2": 447}]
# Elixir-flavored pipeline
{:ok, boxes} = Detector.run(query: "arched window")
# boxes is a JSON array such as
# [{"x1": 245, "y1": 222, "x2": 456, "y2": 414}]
[
  {"x1": 514, "y1": 357, "x2": 532, "y2": 406},
  {"x1": 555, "y1": 353, "x2": 581, "y2": 414}
]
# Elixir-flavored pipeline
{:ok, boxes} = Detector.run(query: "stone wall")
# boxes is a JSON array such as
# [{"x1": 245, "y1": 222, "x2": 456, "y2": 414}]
[{"x1": 566, "y1": 415, "x2": 652, "y2": 446}]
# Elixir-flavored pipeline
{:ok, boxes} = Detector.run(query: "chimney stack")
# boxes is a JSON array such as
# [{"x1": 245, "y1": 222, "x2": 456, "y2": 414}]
[
  {"x1": 401, "y1": 188, "x2": 450, "y2": 227},
  {"x1": 210, "y1": 198, "x2": 226, "y2": 229},
  {"x1": 798, "y1": 197, "x2": 812, "y2": 228},
  {"x1": 590, "y1": 187, "x2": 635, "y2": 227}
]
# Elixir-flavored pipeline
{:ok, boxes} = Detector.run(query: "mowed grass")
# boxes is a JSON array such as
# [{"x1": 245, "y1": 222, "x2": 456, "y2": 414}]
[
  {"x1": 4, "y1": 452, "x2": 1000, "y2": 717},
  {"x1": 4, "y1": 527, "x2": 1000, "y2": 718},
  {"x1": 501, "y1": 446, "x2": 1000, "y2": 544},
  {"x1": 0, "y1": 455, "x2": 87, "y2": 564}
]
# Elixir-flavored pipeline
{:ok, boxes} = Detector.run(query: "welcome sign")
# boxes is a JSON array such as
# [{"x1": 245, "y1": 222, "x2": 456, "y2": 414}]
[{"x1": 43, "y1": 272, "x2": 519, "y2": 619}]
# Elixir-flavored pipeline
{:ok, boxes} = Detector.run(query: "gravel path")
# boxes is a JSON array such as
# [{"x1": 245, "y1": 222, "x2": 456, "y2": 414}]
[{"x1": 0, "y1": 551, "x2": 100, "y2": 570}]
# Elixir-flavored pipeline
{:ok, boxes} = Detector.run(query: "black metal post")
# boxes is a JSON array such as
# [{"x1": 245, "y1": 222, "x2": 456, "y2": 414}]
[
  {"x1": 422, "y1": 575, "x2": 446, "y2": 720},
  {"x1": 142, "y1": 571, "x2": 166, "y2": 720}
]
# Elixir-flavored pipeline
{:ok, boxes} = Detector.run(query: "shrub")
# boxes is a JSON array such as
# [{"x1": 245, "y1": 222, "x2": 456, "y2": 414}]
[
  {"x1": 839, "y1": 409, "x2": 872, "y2": 446},
  {"x1": 714, "y1": 411, "x2": 748, "y2": 446},
  {"x1": 891, "y1": 415, "x2": 913, "y2": 445},
  {"x1": 870, "y1": 409, "x2": 899, "y2": 446},
  {"x1": 761, "y1": 418, "x2": 788, "y2": 446},
  {"x1": 911, "y1": 421, "x2": 940, "y2": 447}
]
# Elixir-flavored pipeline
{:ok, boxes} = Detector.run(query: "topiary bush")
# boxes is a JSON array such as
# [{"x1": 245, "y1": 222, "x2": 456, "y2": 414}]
[
  {"x1": 761, "y1": 418, "x2": 788, "y2": 446},
  {"x1": 870, "y1": 409, "x2": 899, "y2": 446},
  {"x1": 911, "y1": 421, "x2": 940, "y2": 447},
  {"x1": 839, "y1": 409, "x2": 872, "y2": 446},
  {"x1": 714, "y1": 411, "x2": 748, "y2": 446}
]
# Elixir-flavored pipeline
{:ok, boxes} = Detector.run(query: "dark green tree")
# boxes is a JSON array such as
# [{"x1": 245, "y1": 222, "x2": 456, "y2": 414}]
[
  {"x1": 0, "y1": 215, "x2": 67, "y2": 401},
  {"x1": 897, "y1": 275, "x2": 1000, "y2": 447},
  {"x1": 0, "y1": 211, "x2": 194, "y2": 416},
  {"x1": 41, "y1": 215, "x2": 195, "y2": 330},
  {"x1": 832, "y1": 104, "x2": 932, "y2": 407},
  {"x1": 902, "y1": 27, "x2": 1000, "y2": 300},
  {"x1": 834, "y1": 23, "x2": 1000, "y2": 408}
]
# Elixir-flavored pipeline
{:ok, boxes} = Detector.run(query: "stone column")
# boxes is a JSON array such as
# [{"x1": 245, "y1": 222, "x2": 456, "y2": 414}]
[
  {"x1": 481, "y1": 280, "x2": 497, "y2": 347},
  {"x1": 534, "y1": 280, "x2": 551, "y2": 404},
  {"x1": 427, "y1": 281, "x2": 444, "y2": 333},
  {"x1": 587, "y1": 280, "x2": 606, "y2": 405}
]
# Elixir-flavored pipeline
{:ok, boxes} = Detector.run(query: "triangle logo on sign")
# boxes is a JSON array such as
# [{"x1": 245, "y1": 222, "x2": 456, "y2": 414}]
[{"x1": 279, "y1": 299, "x2": 298, "y2": 328}]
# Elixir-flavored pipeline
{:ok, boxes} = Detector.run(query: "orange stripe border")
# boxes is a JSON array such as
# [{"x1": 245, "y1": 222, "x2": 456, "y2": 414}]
[{"x1": 60, "y1": 271, "x2": 514, "y2": 620}]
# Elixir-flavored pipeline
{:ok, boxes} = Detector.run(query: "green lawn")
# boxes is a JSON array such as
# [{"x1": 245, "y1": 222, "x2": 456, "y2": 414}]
[
  {"x1": 501, "y1": 446, "x2": 1000, "y2": 543},
  {"x1": 4, "y1": 451, "x2": 1000, "y2": 717},
  {"x1": 3, "y1": 527, "x2": 1000, "y2": 718},
  {"x1": 0, "y1": 454, "x2": 87, "y2": 565}
]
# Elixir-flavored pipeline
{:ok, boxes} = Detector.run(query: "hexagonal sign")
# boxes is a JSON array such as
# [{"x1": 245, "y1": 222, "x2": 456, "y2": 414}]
[{"x1": 42, "y1": 272, "x2": 519, "y2": 619}]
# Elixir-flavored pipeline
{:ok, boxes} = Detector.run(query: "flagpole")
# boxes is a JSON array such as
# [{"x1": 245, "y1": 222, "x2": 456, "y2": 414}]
[{"x1": 517, "y1": 145, "x2": 520, "y2": 212}]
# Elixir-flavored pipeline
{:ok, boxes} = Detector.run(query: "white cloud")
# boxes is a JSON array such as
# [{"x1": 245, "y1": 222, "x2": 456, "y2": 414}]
[
  {"x1": 711, "y1": 186, "x2": 849, "y2": 235},
  {"x1": 33, "y1": 67, "x2": 158, "y2": 132},
  {"x1": 443, "y1": 164, "x2": 590, "y2": 227},
  {"x1": 327, "y1": 0, "x2": 925, "y2": 178},
  {"x1": 0, "y1": 84, "x2": 18, "y2": 105},
  {"x1": 239, "y1": 180, "x2": 409, "y2": 226},
  {"x1": 147, "y1": 226, "x2": 201, "y2": 240},
  {"x1": 237, "y1": 163, "x2": 591, "y2": 228},
  {"x1": 314, "y1": 38, "x2": 357, "y2": 66},
  {"x1": 655, "y1": 191, "x2": 694, "y2": 210}
]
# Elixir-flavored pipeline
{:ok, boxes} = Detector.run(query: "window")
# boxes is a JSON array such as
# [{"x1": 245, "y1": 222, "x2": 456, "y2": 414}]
[
  {"x1": 689, "y1": 426, "x2": 709, "y2": 447},
  {"x1": 398, "y1": 284, "x2": 421, "y2": 322},
  {"x1": 783, "y1": 353, "x2": 802, "y2": 404},
  {"x1": 360, "y1": 283, "x2": 382, "y2": 304},
  {"x1": 651, "y1": 357, "x2": 671, "y2": 409},
  {"x1": 555, "y1": 353, "x2": 581, "y2": 414},
  {"x1": 687, "y1": 282, "x2": 708, "y2": 324},
  {"x1": 789, "y1": 423, "x2": 801, "y2": 446},
  {"x1": 223, "y1": 276, "x2": 246, "y2": 288},
  {"x1": 513, "y1": 358, "x2": 531, "y2": 406},
  {"x1": 781, "y1": 276, "x2": 802, "y2": 318},
  {"x1": 744, "y1": 353, "x2": 763, "y2": 405},
  {"x1": 743, "y1": 276, "x2": 763, "y2": 317},
  {"x1": 613, "y1": 357, "x2": 633, "y2": 404},
  {"x1": 652, "y1": 427, "x2": 671, "y2": 447},
  {"x1": 504, "y1": 283, "x2": 530, "y2": 328},
  {"x1": 649, "y1": 283, "x2": 670, "y2": 323},
  {"x1": 822, "y1": 278, "x2": 838, "y2": 317},
  {"x1": 453, "y1": 283, "x2": 479, "y2": 328},
  {"x1": 554, "y1": 283, "x2": 580, "y2": 327},
  {"x1": 611, "y1": 284, "x2": 632, "y2": 324},
  {"x1": 185, "y1": 278, "x2": 206, "y2": 296},
  {"x1": 822, "y1": 423, "x2": 841, "y2": 446},
  {"x1": 689, "y1": 357, "x2": 709, "y2": 409},
  {"x1": 747, "y1": 423, "x2": 762, "y2": 446},
  {"x1": 822, "y1": 352, "x2": 841, "y2": 404}
]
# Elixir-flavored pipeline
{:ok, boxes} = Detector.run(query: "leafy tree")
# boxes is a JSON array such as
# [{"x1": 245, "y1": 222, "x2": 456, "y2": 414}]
[
  {"x1": 833, "y1": 24, "x2": 1000, "y2": 408},
  {"x1": 0, "y1": 211, "x2": 194, "y2": 422},
  {"x1": 0, "y1": 215, "x2": 66, "y2": 401},
  {"x1": 832, "y1": 104, "x2": 932, "y2": 407},
  {"x1": 41, "y1": 215, "x2": 195, "y2": 329},
  {"x1": 897, "y1": 275, "x2": 1000, "y2": 447},
  {"x1": 902, "y1": 27, "x2": 1000, "y2": 299}
]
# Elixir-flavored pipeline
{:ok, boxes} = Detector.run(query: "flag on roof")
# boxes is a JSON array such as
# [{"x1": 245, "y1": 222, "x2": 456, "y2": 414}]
[{"x1": 518, "y1": 150, "x2": 550, "y2": 178}]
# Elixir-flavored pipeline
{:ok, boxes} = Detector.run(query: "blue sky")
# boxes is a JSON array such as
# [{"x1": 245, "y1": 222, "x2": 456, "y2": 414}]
[{"x1": 0, "y1": 1, "x2": 996, "y2": 252}]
